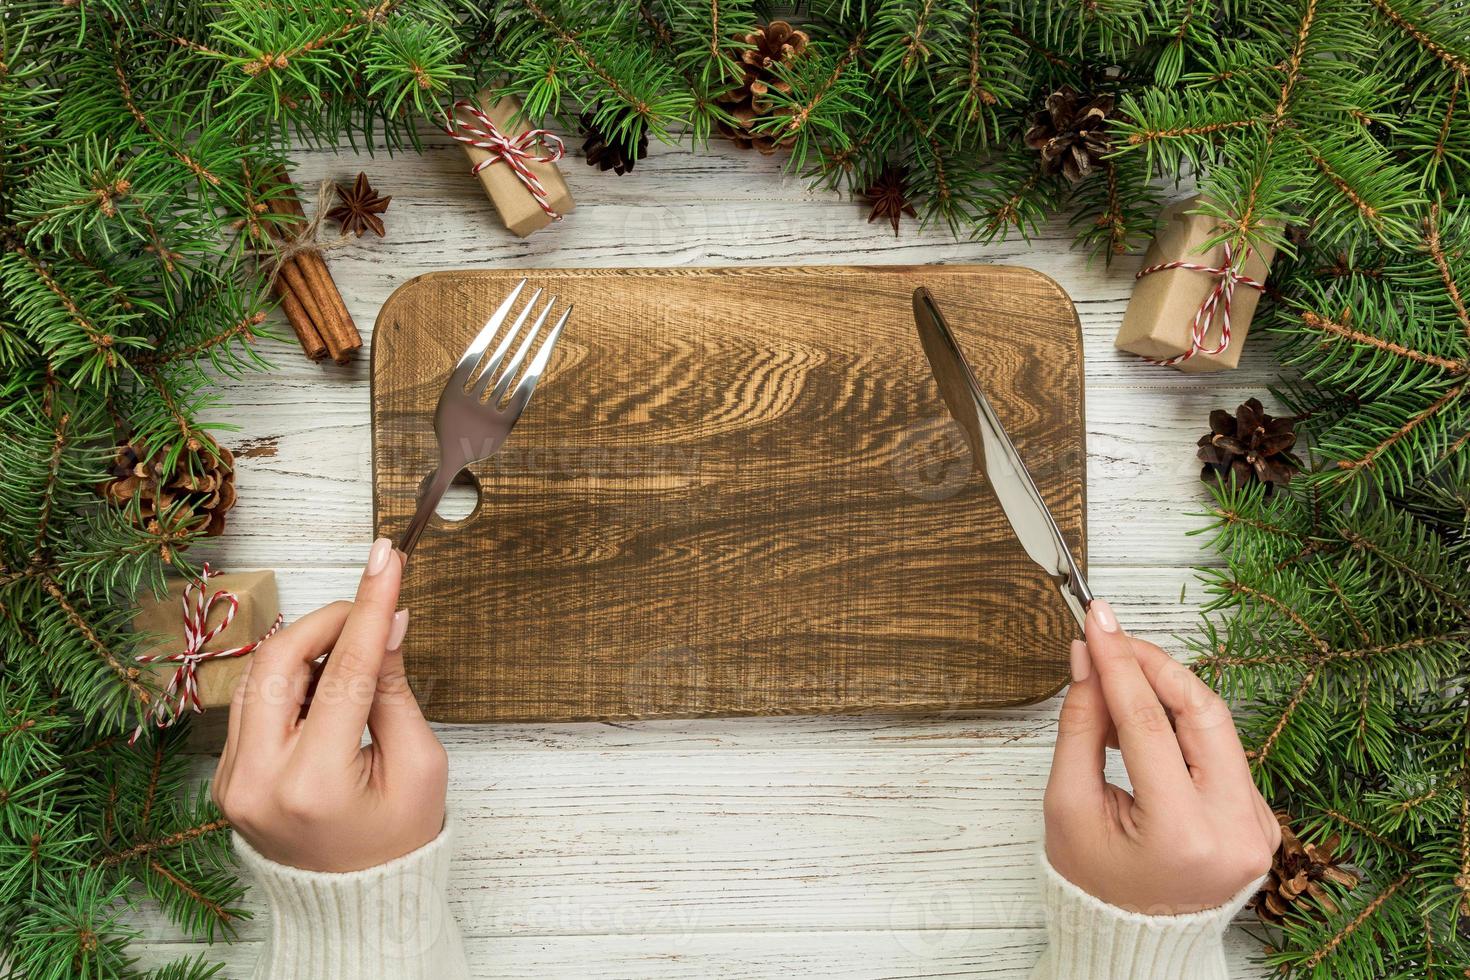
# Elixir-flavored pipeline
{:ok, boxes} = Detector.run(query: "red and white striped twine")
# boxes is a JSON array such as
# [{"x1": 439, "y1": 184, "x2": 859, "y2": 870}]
[
  {"x1": 1134, "y1": 241, "x2": 1264, "y2": 366},
  {"x1": 132, "y1": 563, "x2": 283, "y2": 741},
  {"x1": 445, "y1": 100, "x2": 566, "y2": 221}
]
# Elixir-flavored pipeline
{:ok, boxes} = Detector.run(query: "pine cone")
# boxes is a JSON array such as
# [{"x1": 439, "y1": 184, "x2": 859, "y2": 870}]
[
  {"x1": 1024, "y1": 86, "x2": 1117, "y2": 183},
  {"x1": 1198, "y1": 397, "x2": 1301, "y2": 491},
  {"x1": 715, "y1": 20, "x2": 810, "y2": 155},
  {"x1": 1251, "y1": 812, "x2": 1359, "y2": 925},
  {"x1": 580, "y1": 110, "x2": 648, "y2": 176},
  {"x1": 98, "y1": 437, "x2": 236, "y2": 538}
]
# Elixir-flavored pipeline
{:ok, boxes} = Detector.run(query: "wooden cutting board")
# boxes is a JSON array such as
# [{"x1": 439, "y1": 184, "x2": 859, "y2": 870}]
[{"x1": 371, "y1": 267, "x2": 1085, "y2": 723}]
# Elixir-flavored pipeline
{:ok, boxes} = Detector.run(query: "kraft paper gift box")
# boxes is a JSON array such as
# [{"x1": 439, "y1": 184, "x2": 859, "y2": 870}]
[
  {"x1": 454, "y1": 91, "x2": 576, "y2": 238},
  {"x1": 133, "y1": 568, "x2": 279, "y2": 709},
  {"x1": 1114, "y1": 195, "x2": 1276, "y2": 372}
]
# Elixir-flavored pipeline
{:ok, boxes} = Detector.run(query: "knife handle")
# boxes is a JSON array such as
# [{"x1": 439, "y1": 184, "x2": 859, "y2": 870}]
[{"x1": 1057, "y1": 565, "x2": 1093, "y2": 634}]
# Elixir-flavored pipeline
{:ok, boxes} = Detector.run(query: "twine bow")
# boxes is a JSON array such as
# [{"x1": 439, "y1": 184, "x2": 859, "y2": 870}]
[
  {"x1": 445, "y1": 100, "x2": 566, "y2": 220},
  {"x1": 259, "y1": 179, "x2": 352, "y2": 287},
  {"x1": 1135, "y1": 240, "x2": 1265, "y2": 366},
  {"x1": 131, "y1": 564, "x2": 283, "y2": 742}
]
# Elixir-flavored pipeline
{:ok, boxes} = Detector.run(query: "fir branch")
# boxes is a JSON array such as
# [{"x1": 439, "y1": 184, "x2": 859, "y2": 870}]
[
  {"x1": 1318, "y1": 807, "x2": 1413, "y2": 855},
  {"x1": 238, "y1": 1, "x2": 396, "y2": 77},
  {"x1": 37, "y1": 580, "x2": 152, "y2": 709},
  {"x1": 1125, "y1": 117, "x2": 1256, "y2": 145},
  {"x1": 784, "y1": 32, "x2": 866, "y2": 137},
  {"x1": 1299, "y1": 140, "x2": 1382, "y2": 227},
  {"x1": 1329, "y1": 630, "x2": 1470, "y2": 663},
  {"x1": 1226, "y1": 580, "x2": 1332, "y2": 655},
  {"x1": 1433, "y1": 74, "x2": 1461, "y2": 179},
  {"x1": 1338, "y1": 528, "x2": 1470, "y2": 617},
  {"x1": 112, "y1": 39, "x2": 222, "y2": 187},
  {"x1": 1368, "y1": 0, "x2": 1470, "y2": 79},
  {"x1": 1299, "y1": 869, "x2": 1414, "y2": 970},
  {"x1": 10, "y1": 245, "x2": 119, "y2": 370},
  {"x1": 1426, "y1": 202, "x2": 1470, "y2": 344},
  {"x1": 1099, "y1": 160, "x2": 1127, "y2": 256},
  {"x1": 1271, "y1": 0, "x2": 1321, "y2": 127},
  {"x1": 147, "y1": 858, "x2": 235, "y2": 928},
  {"x1": 1460, "y1": 701, "x2": 1470, "y2": 916},
  {"x1": 1334, "y1": 384, "x2": 1466, "y2": 472},
  {"x1": 140, "y1": 741, "x2": 165, "y2": 830},
  {"x1": 1325, "y1": 576, "x2": 1370, "y2": 644},
  {"x1": 1442, "y1": 425, "x2": 1470, "y2": 461},
  {"x1": 1298, "y1": 310, "x2": 1467, "y2": 374},
  {"x1": 964, "y1": 2, "x2": 1000, "y2": 111},
  {"x1": 135, "y1": 311, "x2": 267, "y2": 367},
  {"x1": 31, "y1": 409, "x2": 70, "y2": 559},
  {"x1": 984, "y1": 171, "x2": 1042, "y2": 235},
  {"x1": 636, "y1": 1, "x2": 675, "y2": 48},
  {"x1": 1250, "y1": 668, "x2": 1319, "y2": 765},
  {"x1": 515, "y1": 0, "x2": 655, "y2": 118},
  {"x1": 95, "y1": 818, "x2": 230, "y2": 868}
]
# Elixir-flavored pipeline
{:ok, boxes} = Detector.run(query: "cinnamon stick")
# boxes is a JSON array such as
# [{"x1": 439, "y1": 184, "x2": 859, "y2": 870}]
[
  {"x1": 288, "y1": 225, "x2": 361, "y2": 360},
  {"x1": 273, "y1": 278, "x2": 329, "y2": 361},
  {"x1": 264, "y1": 168, "x2": 362, "y2": 364}
]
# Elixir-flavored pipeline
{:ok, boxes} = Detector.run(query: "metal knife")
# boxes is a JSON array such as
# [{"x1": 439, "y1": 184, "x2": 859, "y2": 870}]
[{"x1": 911, "y1": 287, "x2": 1093, "y2": 631}]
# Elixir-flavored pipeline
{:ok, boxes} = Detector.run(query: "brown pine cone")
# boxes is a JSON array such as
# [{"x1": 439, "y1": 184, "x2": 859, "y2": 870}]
[
  {"x1": 1198, "y1": 397, "x2": 1301, "y2": 491},
  {"x1": 580, "y1": 110, "x2": 648, "y2": 176},
  {"x1": 715, "y1": 21, "x2": 810, "y2": 155},
  {"x1": 1024, "y1": 86, "x2": 1117, "y2": 183},
  {"x1": 99, "y1": 436, "x2": 236, "y2": 538},
  {"x1": 1251, "y1": 812, "x2": 1359, "y2": 925}
]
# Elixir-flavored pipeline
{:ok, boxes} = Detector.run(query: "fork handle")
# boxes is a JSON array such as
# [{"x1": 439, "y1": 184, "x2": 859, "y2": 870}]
[{"x1": 397, "y1": 464, "x2": 458, "y2": 561}]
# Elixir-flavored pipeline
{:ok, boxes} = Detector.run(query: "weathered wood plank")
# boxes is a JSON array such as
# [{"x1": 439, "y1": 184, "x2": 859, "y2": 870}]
[
  {"x1": 132, "y1": 927, "x2": 1268, "y2": 978},
  {"x1": 141, "y1": 745, "x2": 1260, "y2": 945}
]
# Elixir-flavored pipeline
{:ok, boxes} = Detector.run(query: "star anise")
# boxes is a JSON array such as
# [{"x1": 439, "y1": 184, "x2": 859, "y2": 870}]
[
  {"x1": 863, "y1": 164, "x2": 917, "y2": 237},
  {"x1": 327, "y1": 172, "x2": 391, "y2": 238}
]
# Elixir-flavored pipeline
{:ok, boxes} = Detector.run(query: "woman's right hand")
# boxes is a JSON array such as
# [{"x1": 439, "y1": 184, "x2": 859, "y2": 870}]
[
  {"x1": 1042, "y1": 600, "x2": 1280, "y2": 914},
  {"x1": 212, "y1": 537, "x2": 449, "y2": 873}
]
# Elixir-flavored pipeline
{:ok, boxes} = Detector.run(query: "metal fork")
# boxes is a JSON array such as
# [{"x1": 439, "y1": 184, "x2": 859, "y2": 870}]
[{"x1": 397, "y1": 278, "x2": 570, "y2": 558}]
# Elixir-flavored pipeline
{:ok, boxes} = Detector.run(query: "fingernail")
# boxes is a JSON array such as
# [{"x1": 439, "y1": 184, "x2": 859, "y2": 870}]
[
  {"x1": 386, "y1": 609, "x2": 410, "y2": 651},
  {"x1": 366, "y1": 537, "x2": 393, "y2": 576},
  {"x1": 1069, "y1": 640, "x2": 1091, "y2": 683},
  {"x1": 1089, "y1": 599, "x2": 1120, "y2": 634}
]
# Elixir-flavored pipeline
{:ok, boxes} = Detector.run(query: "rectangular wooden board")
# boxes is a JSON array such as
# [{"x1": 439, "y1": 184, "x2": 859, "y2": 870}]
[{"x1": 371, "y1": 267, "x2": 1086, "y2": 723}]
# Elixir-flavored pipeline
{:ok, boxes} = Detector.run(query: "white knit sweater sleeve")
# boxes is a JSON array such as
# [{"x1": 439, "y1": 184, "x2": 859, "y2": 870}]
[
  {"x1": 234, "y1": 825, "x2": 470, "y2": 980},
  {"x1": 1031, "y1": 852, "x2": 1263, "y2": 980}
]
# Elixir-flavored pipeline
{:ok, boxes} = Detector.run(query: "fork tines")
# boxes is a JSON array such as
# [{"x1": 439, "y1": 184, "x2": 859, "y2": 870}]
[{"x1": 455, "y1": 278, "x2": 571, "y2": 411}]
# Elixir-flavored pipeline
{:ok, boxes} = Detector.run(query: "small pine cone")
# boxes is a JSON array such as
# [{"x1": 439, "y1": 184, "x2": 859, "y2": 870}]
[
  {"x1": 1250, "y1": 812, "x2": 1359, "y2": 926},
  {"x1": 98, "y1": 437, "x2": 236, "y2": 539},
  {"x1": 1198, "y1": 397, "x2": 1301, "y2": 492},
  {"x1": 1024, "y1": 86, "x2": 1118, "y2": 183},
  {"x1": 715, "y1": 20, "x2": 810, "y2": 155},
  {"x1": 580, "y1": 110, "x2": 649, "y2": 176}
]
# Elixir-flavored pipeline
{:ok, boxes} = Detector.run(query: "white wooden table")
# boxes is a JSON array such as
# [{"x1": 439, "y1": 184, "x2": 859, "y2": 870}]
[{"x1": 138, "y1": 137, "x2": 1271, "y2": 977}]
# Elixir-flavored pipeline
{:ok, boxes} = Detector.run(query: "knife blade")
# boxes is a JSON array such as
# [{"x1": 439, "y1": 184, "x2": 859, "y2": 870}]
[{"x1": 911, "y1": 287, "x2": 1092, "y2": 632}]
